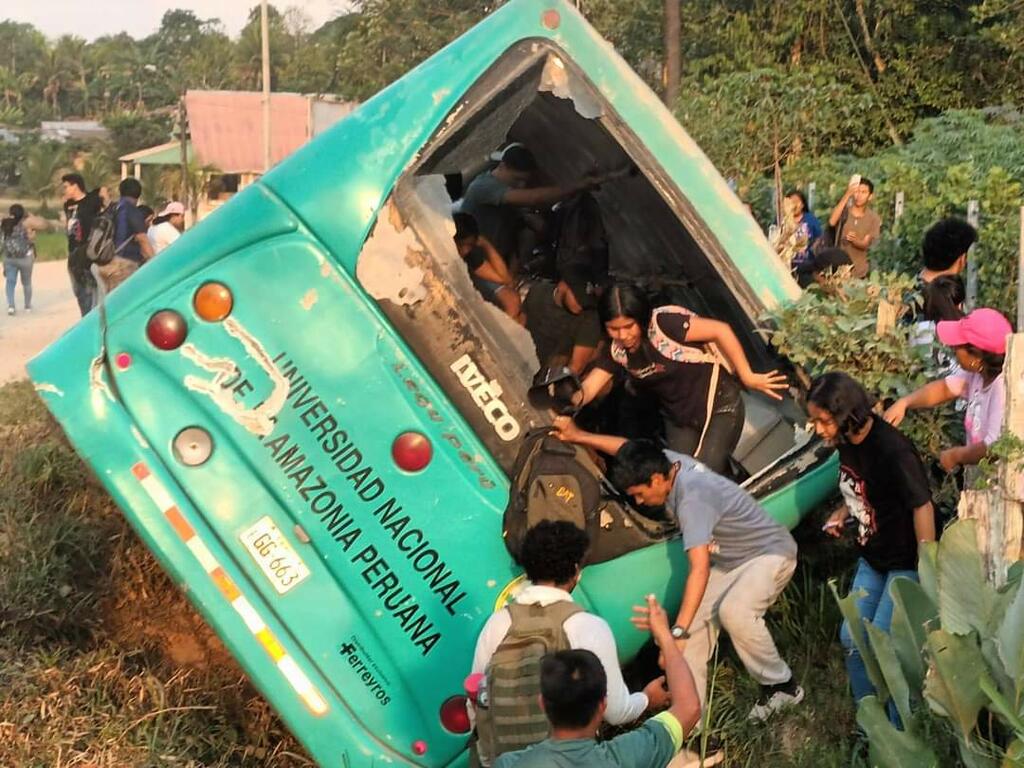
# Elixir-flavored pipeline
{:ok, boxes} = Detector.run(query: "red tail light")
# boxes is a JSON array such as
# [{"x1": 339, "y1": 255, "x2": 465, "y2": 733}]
[
  {"x1": 146, "y1": 310, "x2": 188, "y2": 350},
  {"x1": 392, "y1": 432, "x2": 432, "y2": 473},
  {"x1": 439, "y1": 695, "x2": 471, "y2": 734}
]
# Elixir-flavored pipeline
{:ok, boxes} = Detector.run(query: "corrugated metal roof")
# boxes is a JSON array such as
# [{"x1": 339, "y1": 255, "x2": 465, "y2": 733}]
[{"x1": 184, "y1": 90, "x2": 311, "y2": 174}]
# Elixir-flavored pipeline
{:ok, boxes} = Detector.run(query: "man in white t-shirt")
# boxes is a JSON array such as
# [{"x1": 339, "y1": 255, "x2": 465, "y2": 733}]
[
  {"x1": 469, "y1": 521, "x2": 667, "y2": 765},
  {"x1": 148, "y1": 201, "x2": 186, "y2": 255}
]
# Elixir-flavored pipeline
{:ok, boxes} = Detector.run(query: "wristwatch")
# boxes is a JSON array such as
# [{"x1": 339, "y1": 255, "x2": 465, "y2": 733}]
[{"x1": 670, "y1": 625, "x2": 690, "y2": 640}]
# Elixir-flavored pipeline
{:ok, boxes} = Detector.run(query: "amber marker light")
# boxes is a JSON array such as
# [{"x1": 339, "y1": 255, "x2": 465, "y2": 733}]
[{"x1": 193, "y1": 282, "x2": 234, "y2": 322}]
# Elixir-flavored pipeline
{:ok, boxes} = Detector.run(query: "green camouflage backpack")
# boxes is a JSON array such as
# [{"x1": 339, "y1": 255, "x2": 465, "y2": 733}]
[{"x1": 475, "y1": 601, "x2": 583, "y2": 765}]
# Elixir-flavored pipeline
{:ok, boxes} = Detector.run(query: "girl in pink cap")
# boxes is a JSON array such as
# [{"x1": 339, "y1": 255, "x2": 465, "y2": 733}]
[{"x1": 885, "y1": 307, "x2": 1013, "y2": 471}]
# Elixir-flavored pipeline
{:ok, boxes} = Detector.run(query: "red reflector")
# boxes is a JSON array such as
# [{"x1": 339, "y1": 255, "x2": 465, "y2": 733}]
[
  {"x1": 542, "y1": 9, "x2": 560, "y2": 29},
  {"x1": 146, "y1": 310, "x2": 188, "y2": 350},
  {"x1": 439, "y1": 696, "x2": 471, "y2": 734},
  {"x1": 412, "y1": 740, "x2": 428, "y2": 756},
  {"x1": 115, "y1": 352, "x2": 132, "y2": 370},
  {"x1": 392, "y1": 432, "x2": 432, "y2": 473}
]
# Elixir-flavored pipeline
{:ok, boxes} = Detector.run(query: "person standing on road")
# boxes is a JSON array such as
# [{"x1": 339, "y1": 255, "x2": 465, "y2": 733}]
[
  {"x1": 148, "y1": 201, "x2": 186, "y2": 255},
  {"x1": 2, "y1": 204, "x2": 35, "y2": 316},
  {"x1": 61, "y1": 173, "x2": 103, "y2": 316}
]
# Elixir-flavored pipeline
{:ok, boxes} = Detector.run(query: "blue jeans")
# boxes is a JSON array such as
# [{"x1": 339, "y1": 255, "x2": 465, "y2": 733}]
[
  {"x1": 68, "y1": 262, "x2": 95, "y2": 316},
  {"x1": 4, "y1": 257, "x2": 33, "y2": 309},
  {"x1": 840, "y1": 559, "x2": 918, "y2": 717}
]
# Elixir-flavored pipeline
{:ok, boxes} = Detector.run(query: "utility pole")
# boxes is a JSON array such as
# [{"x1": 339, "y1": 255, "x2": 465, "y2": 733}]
[
  {"x1": 179, "y1": 90, "x2": 188, "y2": 210},
  {"x1": 261, "y1": 0, "x2": 272, "y2": 174},
  {"x1": 663, "y1": 0, "x2": 680, "y2": 106}
]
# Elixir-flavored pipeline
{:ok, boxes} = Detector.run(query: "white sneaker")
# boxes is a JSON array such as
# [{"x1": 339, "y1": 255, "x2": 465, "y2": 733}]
[
  {"x1": 6, "y1": 307, "x2": 13, "y2": 315},
  {"x1": 748, "y1": 681, "x2": 805, "y2": 722},
  {"x1": 670, "y1": 747, "x2": 725, "y2": 768}
]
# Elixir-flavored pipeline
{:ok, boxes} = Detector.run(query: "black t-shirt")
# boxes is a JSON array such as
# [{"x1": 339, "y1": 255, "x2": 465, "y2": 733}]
[
  {"x1": 462, "y1": 245, "x2": 486, "y2": 273},
  {"x1": 837, "y1": 418, "x2": 932, "y2": 573},
  {"x1": 594, "y1": 312, "x2": 720, "y2": 430},
  {"x1": 64, "y1": 190, "x2": 102, "y2": 273},
  {"x1": 524, "y1": 281, "x2": 601, "y2": 368}
]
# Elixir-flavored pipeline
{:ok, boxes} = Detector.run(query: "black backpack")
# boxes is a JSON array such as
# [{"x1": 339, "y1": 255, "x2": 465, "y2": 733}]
[
  {"x1": 503, "y1": 429, "x2": 676, "y2": 566},
  {"x1": 84, "y1": 203, "x2": 132, "y2": 266}
]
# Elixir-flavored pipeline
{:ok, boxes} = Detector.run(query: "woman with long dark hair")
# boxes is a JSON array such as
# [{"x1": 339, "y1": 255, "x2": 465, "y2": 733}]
[
  {"x1": 566, "y1": 283, "x2": 788, "y2": 473},
  {"x1": 2, "y1": 204, "x2": 34, "y2": 316},
  {"x1": 808, "y1": 372, "x2": 935, "y2": 720}
]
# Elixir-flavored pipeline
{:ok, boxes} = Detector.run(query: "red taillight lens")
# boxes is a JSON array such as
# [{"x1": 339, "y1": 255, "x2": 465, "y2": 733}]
[
  {"x1": 146, "y1": 310, "x2": 188, "y2": 350},
  {"x1": 439, "y1": 695, "x2": 471, "y2": 734},
  {"x1": 194, "y1": 282, "x2": 233, "y2": 322},
  {"x1": 392, "y1": 432, "x2": 432, "y2": 472}
]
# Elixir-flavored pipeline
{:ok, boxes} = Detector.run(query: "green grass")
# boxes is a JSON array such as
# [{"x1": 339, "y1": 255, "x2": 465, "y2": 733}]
[
  {"x1": 33, "y1": 231, "x2": 67, "y2": 262},
  {"x1": 0, "y1": 379, "x2": 862, "y2": 766}
]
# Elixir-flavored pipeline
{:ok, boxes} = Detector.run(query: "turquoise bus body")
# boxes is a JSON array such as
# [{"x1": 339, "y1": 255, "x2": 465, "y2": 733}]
[{"x1": 29, "y1": 2, "x2": 838, "y2": 766}]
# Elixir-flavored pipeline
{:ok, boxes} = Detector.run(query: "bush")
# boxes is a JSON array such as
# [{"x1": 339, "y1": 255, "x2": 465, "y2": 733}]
[{"x1": 751, "y1": 110, "x2": 1024, "y2": 321}]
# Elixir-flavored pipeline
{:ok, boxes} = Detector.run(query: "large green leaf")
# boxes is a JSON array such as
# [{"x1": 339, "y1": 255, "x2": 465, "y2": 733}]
[
  {"x1": 830, "y1": 579, "x2": 889, "y2": 703},
  {"x1": 997, "y1": 576, "x2": 1024, "y2": 683},
  {"x1": 937, "y1": 520, "x2": 997, "y2": 636},
  {"x1": 980, "y1": 674, "x2": 1024, "y2": 740},
  {"x1": 867, "y1": 620, "x2": 914, "y2": 729},
  {"x1": 856, "y1": 696, "x2": 939, "y2": 767},
  {"x1": 958, "y1": 737, "x2": 1002, "y2": 768},
  {"x1": 889, "y1": 576, "x2": 937, "y2": 693},
  {"x1": 924, "y1": 629, "x2": 988, "y2": 736},
  {"x1": 918, "y1": 541, "x2": 940, "y2": 606}
]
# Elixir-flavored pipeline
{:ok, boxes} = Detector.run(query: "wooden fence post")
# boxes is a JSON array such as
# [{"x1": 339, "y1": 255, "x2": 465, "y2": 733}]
[
  {"x1": 966, "y1": 199, "x2": 980, "y2": 310},
  {"x1": 958, "y1": 333, "x2": 1024, "y2": 586}
]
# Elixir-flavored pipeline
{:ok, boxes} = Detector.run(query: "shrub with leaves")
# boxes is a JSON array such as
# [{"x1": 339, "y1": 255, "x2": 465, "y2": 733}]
[
  {"x1": 763, "y1": 270, "x2": 959, "y2": 460},
  {"x1": 831, "y1": 519, "x2": 1024, "y2": 767}
]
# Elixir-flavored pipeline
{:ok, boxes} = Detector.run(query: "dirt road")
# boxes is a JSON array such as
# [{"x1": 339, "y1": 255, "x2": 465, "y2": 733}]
[{"x1": 0, "y1": 258, "x2": 80, "y2": 384}]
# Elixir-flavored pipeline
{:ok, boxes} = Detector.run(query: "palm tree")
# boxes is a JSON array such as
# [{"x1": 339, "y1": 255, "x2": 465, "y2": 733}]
[
  {"x1": 54, "y1": 35, "x2": 90, "y2": 116},
  {"x1": 19, "y1": 142, "x2": 69, "y2": 214},
  {"x1": 159, "y1": 159, "x2": 220, "y2": 218}
]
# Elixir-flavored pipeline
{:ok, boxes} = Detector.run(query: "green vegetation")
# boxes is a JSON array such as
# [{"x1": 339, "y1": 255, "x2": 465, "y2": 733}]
[
  {"x1": 835, "y1": 520, "x2": 1024, "y2": 767},
  {"x1": 32, "y1": 231, "x2": 65, "y2": 261}
]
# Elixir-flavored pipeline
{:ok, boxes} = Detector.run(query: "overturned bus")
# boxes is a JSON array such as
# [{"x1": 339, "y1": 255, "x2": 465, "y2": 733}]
[{"x1": 29, "y1": 1, "x2": 838, "y2": 766}]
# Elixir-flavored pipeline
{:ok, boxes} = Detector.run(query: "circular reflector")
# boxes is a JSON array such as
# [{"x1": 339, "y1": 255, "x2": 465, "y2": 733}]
[
  {"x1": 146, "y1": 310, "x2": 188, "y2": 350},
  {"x1": 412, "y1": 740, "x2": 428, "y2": 756},
  {"x1": 115, "y1": 352, "x2": 133, "y2": 370},
  {"x1": 194, "y1": 282, "x2": 234, "y2": 322},
  {"x1": 541, "y1": 9, "x2": 560, "y2": 29},
  {"x1": 439, "y1": 696, "x2": 471, "y2": 734},
  {"x1": 392, "y1": 432, "x2": 432, "y2": 473},
  {"x1": 173, "y1": 426, "x2": 213, "y2": 467}
]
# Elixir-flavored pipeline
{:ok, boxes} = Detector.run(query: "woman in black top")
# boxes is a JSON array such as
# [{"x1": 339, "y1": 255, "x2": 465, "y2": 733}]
[
  {"x1": 571, "y1": 283, "x2": 788, "y2": 473},
  {"x1": 807, "y1": 372, "x2": 935, "y2": 718}
]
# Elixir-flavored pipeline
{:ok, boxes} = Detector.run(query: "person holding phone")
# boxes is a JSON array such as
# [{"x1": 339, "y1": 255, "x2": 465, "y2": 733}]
[{"x1": 828, "y1": 174, "x2": 881, "y2": 278}]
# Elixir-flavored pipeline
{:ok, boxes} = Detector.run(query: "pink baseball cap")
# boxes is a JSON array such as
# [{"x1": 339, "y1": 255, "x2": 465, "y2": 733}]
[
  {"x1": 159, "y1": 201, "x2": 185, "y2": 217},
  {"x1": 936, "y1": 308, "x2": 1012, "y2": 354}
]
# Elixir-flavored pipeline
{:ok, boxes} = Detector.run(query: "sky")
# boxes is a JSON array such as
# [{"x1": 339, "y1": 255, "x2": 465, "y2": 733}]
[{"x1": 3, "y1": 0, "x2": 354, "y2": 42}]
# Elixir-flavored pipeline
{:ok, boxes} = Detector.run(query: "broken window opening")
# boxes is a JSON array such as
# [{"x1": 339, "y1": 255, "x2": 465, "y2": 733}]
[{"x1": 357, "y1": 39, "x2": 814, "y2": 485}]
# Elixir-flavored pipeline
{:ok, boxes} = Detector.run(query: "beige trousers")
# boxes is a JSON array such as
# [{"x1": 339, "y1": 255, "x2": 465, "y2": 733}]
[{"x1": 683, "y1": 553, "x2": 797, "y2": 708}]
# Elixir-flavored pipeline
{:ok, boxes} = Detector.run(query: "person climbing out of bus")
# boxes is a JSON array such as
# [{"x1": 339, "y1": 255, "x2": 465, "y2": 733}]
[
  {"x1": 453, "y1": 212, "x2": 525, "y2": 325},
  {"x1": 467, "y1": 521, "x2": 669, "y2": 766},
  {"x1": 562, "y1": 282, "x2": 789, "y2": 475},
  {"x1": 523, "y1": 264, "x2": 602, "y2": 375},
  {"x1": 492, "y1": 595, "x2": 702, "y2": 768},
  {"x1": 548, "y1": 424, "x2": 802, "y2": 726},
  {"x1": 459, "y1": 144, "x2": 601, "y2": 271},
  {"x1": 808, "y1": 372, "x2": 935, "y2": 724},
  {"x1": 885, "y1": 307, "x2": 1012, "y2": 473}
]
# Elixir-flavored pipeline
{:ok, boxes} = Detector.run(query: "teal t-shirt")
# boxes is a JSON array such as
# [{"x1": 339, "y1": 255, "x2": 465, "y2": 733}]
[{"x1": 493, "y1": 712, "x2": 682, "y2": 768}]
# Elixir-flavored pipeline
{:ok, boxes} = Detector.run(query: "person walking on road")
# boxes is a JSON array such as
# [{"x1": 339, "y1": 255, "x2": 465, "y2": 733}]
[
  {"x1": 61, "y1": 173, "x2": 103, "y2": 316},
  {"x1": 3, "y1": 204, "x2": 35, "y2": 316}
]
